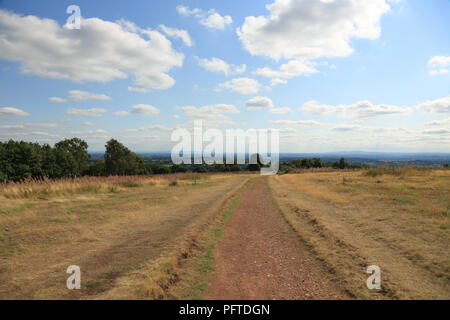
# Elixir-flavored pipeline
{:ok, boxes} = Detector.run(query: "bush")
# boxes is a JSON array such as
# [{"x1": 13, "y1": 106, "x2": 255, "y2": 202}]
[{"x1": 169, "y1": 180, "x2": 178, "y2": 187}]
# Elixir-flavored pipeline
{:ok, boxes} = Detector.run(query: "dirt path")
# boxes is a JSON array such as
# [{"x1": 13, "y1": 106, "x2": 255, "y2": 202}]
[{"x1": 206, "y1": 177, "x2": 346, "y2": 300}]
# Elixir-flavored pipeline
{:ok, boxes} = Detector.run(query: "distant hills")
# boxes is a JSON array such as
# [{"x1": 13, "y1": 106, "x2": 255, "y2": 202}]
[{"x1": 90, "y1": 151, "x2": 450, "y2": 167}]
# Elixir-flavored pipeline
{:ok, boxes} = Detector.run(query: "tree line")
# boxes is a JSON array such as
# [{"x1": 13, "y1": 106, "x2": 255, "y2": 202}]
[
  {"x1": 0, "y1": 138, "x2": 363, "y2": 182},
  {"x1": 0, "y1": 138, "x2": 266, "y2": 182}
]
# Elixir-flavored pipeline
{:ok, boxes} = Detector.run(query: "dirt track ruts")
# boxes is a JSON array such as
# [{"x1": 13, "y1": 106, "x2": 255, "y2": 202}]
[{"x1": 206, "y1": 177, "x2": 347, "y2": 300}]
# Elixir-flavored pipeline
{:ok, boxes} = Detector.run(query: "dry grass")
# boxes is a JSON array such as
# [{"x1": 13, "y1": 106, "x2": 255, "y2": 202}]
[
  {"x1": 269, "y1": 169, "x2": 450, "y2": 299},
  {"x1": 0, "y1": 173, "x2": 249, "y2": 299}
]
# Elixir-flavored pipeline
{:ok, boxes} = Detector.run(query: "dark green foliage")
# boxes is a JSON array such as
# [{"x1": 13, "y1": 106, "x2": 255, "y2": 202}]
[
  {"x1": 88, "y1": 159, "x2": 106, "y2": 176},
  {"x1": 192, "y1": 166, "x2": 208, "y2": 173},
  {"x1": 284, "y1": 157, "x2": 361, "y2": 171},
  {"x1": 170, "y1": 164, "x2": 189, "y2": 173},
  {"x1": 149, "y1": 164, "x2": 171, "y2": 175},
  {"x1": 55, "y1": 138, "x2": 90, "y2": 177},
  {"x1": 104, "y1": 139, "x2": 149, "y2": 176}
]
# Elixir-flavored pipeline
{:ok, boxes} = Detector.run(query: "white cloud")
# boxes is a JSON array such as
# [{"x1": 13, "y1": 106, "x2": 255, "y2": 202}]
[
  {"x1": 0, "y1": 125, "x2": 25, "y2": 129},
  {"x1": 274, "y1": 120, "x2": 323, "y2": 127},
  {"x1": 423, "y1": 128, "x2": 450, "y2": 135},
  {"x1": 176, "y1": 6, "x2": 201, "y2": 17},
  {"x1": 417, "y1": 96, "x2": 450, "y2": 114},
  {"x1": 131, "y1": 104, "x2": 160, "y2": 116},
  {"x1": 0, "y1": 107, "x2": 30, "y2": 117},
  {"x1": 429, "y1": 69, "x2": 449, "y2": 76},
  {"x1": 71, "y1": 129, "x2": 109, "y2": 138},
  {"x1": 147, "y1": 125, "x2": 172, "y2": 131},
  {"x1": 128, "y1": 86, "x2": 149, "y2": 93},
  {"x1": 66, "y1": 108, "x2": 107, "y2": 117},
  {"x1": 270, "y1": 78, "x2": 288, "y2": 86},
  {"x1": 428, "y1": 56, "x2": 450, "y2": 75},
  {"x1": 49, "y1": 97, "x2": 67, "y2": 103},
  {"x1": 269, "y1": 107, "x2": 291, "y2": 115},
  {"x1": 217, "y1": 77, "x2": 261, "y2": 95},
  {"x1": 200, "y1": 12, "x2": 232, "y2": 30},
  {"x1": 113, "y1": 111, "x2": 130, "y2": 117},
  {"x1": 238, "y1": 0, "x2": 389, "y2": 83},
  {"x1": 238, "y1": 0, "x2": 390, "y2": 61},
  {"x1": 428, "y1": 56, "x2": 450, "y2": 68},
  {"x1": 181, "y1": 104, "x2": 239, "y2": 125},
  {"x1": 83, "y1": 122, "x2": 94, "y2": 127},
  {"x1": 426, "y1": 117, "x2": 450, "y2": 127},
  {"x1": 301, "y1": 100, "x2": 338, "y2": 115},
  {"x1": 159, "y1": 25, "x2": 193, "y2": 47},
  {"x1": 245, "y1": 96, "x2": 273, "y2": 110},
  {"x1": 0, "y1": 10, "x2": 183, "y2": 89},
  {"x1": 254, "y1": 60, "x2": 318, "y2": 79},
  {"x1": 198, "y1": 57, "x2": 246, "y2": 76},
  {"x1": 176, "y1": 6, "x2": 232, "y2": 30},
  {"x1": 301, "y1": 100, "x2": 412, "y2": 119},
  {"x1": 69, "y1": 90, "x2": 112, "y2": 101}
]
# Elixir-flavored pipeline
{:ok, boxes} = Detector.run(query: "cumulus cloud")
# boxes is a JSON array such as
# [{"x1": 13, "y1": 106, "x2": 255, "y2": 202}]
[
  {"x1": 181, "y1": 104, "x2": 239, "y2": 125},
  {"x1": 0, "y1": 10, "x2": 183, "y2": 89},
  {"x1": 417, "y1": 96, "x2": 450, "y2": 114},
  {"x1": 147, "y1": 125, "x2": 172, "y2": 131},
  {"x1": 239, "y1": 0, "x2": 389, "y2": 83},
  {"x1": 113, "y1": 111, "x2": 130, "y2": 117},
  {"x1": 0, "y1": 107, "x2": 30, "y2": 117},
  {"x1": 428, "y1": 56, "x2": 450, "y2": 68},
  {"x1": 131, "y1": 104, "x2": 160, "y2": 116},
  {"x1": 301, "y1": 100, "x2": 338, "y2": 115},
  {"x1": 245, "y1": 96, "x2": 274, "y2": 110},
  {"x1": 254, "y1": 60, "x2": 318, "y2": 79},
  {"x1": 198, "y1": 57, "x2": 246, "y2": 76},
  {"x1": 428, "y1": 56, "x2": 450, "y2": 75},
  {"x1": 66, "y1": 108, "x2": 107, "y2": 117},
  {"x1": 69, "y1": 90, "x2": 112, "y2": 101},
  {"x1": 238, "y1": 0, "x2": 390, "y2": 61},
  {"x1": 177, "y1": 6, "x2": 232, "y2": 30},
  {"x1": 128, "y1": 86, "x2": 149, "y2": 93},
  {"x1": 426, "y1": 117, "x2": 450, "y2": 127},
  {"x1": 270, "y1": 78, "x2": 288, "y2": 86},
  {"x1": 200, "y1": 12, "x2": 232, "y2": 30},
  {"x1": 49, "y1": 97, "x2": 67, "y2": 103},
  {"x1": 216, "y1": 77, "x2": 261, "y2": 95},
  {"x1": 159, "y1": 25, "x2": 193, "y2": 47},
  {"x1": 301, "y1": 100, "x2": 412, "y2": 119}
]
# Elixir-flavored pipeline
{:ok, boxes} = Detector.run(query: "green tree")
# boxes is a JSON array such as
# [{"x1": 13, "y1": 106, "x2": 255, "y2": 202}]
[
  {"x1": 55, "y1": 138, "x2": 90, "y2": 177},
  {"x1": 104, "y1": 139, "x2": 149, "y2": 176},
  {"x1": 89, "y1": 159, "x2": 106, "y2": 176}
]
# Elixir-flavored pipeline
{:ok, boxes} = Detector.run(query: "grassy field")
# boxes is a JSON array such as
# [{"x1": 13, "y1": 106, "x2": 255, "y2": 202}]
[
  {"x1": 269, "y1": 167, "x2": 450, "y2": 299},
  {"x1": 0, "y1": 173, "x2": 251, "y2": 299},
  {"x1": 0, "y1": 168, "x2": 448, "y2": 300}
]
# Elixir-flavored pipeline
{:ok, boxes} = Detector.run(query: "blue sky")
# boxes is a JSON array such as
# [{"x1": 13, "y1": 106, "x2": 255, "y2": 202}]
[{"x1": 0, "y1": 0, "x2": 449, "y2": 152}]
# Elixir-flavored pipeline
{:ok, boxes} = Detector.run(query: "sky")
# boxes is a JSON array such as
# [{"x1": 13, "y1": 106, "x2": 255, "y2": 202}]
[{"x1": 0, "y1": 0, "x2": 449, "y2": 153}]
